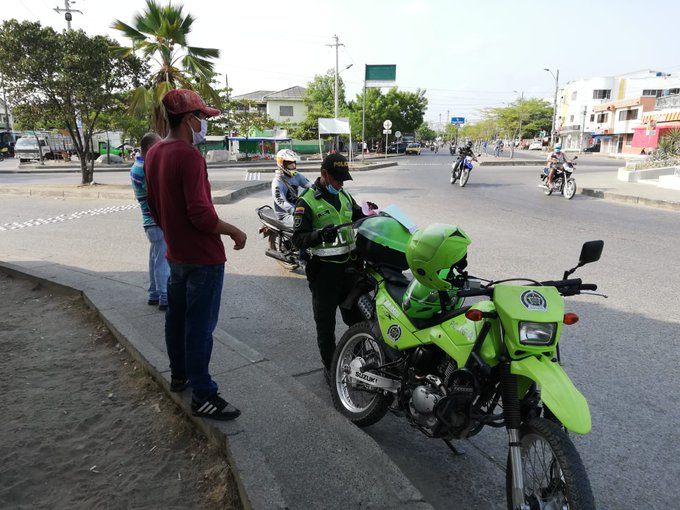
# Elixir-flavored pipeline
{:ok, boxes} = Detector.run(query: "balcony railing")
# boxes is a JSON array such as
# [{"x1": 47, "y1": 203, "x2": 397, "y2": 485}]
[{"x1": 655, "y1": 94, "x2": 680, "y2": 110}]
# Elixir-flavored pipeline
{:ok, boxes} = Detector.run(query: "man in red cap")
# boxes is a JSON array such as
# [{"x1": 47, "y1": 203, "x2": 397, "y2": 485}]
[{"x1": 145, "y1": 88, "x2": 247, "y2": 421}]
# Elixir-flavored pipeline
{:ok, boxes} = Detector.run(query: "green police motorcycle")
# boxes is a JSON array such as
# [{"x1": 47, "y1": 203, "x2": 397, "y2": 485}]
[{"x1": 330, "y1": 209, "x2": 603, "y2": 510}]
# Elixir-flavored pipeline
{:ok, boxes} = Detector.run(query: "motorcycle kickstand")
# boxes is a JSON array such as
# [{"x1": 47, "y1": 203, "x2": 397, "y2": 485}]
[{"x1": 443, "y1": 439, "x2": 466, "y2": 456}]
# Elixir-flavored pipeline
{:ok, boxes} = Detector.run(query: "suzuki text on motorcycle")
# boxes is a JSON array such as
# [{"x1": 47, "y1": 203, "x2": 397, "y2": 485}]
[{"x1": 330, "y1": 207, "x2": 602, "y2": 509}]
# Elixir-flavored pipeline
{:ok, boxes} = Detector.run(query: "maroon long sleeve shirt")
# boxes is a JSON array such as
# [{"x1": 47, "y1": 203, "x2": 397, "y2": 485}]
[{"x1": 145, "y1": 139, "x2": 226, "y2": 265}]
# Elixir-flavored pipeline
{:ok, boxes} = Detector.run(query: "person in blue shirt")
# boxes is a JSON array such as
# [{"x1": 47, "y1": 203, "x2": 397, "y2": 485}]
[
  {"x1": 130, "y1": 132, "x2": 169, "y2": 310},
  {"x1": 271, "y1": 149, "x2": 311, "y2": 226}
]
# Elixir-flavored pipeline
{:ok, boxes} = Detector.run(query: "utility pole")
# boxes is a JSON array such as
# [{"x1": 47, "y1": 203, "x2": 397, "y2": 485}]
[
  {"x1": 580, "y1": 105, "x2": 588, "y2": 153},
  {"x1": 54, "y1": 0, "x2": 83, "y2": 30},
  {"x1": 545, "y1": 68, "x2": 559, "y2": 148},
  {"x1": 326, "y1": 35, "x2": 344, "y2": 152}
]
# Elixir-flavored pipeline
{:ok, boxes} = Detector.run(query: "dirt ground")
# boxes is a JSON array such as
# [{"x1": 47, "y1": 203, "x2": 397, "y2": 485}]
[{"x1": 0, "y1": 271, "x2": 242, "y2": 510}]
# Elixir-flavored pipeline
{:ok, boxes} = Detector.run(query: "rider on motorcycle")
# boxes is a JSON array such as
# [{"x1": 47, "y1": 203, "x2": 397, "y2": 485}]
[
  {"x1": 272, "y1": 149, "x2": 311, "y2": 225},
  {"x1": 450, "y1": 140, "x2": 476, "y2": 183},
  {"x1": 546, "y1": 143, "x2": 570, "y2": 189}
]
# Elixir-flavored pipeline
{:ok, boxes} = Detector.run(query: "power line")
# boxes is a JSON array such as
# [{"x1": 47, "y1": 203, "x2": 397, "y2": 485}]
[{"x1": 53, "y1": 0, "x2": 82, "y2": 30}]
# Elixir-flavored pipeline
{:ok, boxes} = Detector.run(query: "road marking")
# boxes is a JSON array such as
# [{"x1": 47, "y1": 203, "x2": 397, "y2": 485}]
[
  {"x1": 245, "y1": 172, "x2": 261, "y2": 181},
  {"x1": 0, "y1": 204, "x2": 138, "y2": 232}
]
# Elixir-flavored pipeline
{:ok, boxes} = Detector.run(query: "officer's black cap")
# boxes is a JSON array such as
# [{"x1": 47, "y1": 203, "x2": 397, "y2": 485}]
[{"x1": 322, "y1": 153, "x2": 353, "y2": 181}]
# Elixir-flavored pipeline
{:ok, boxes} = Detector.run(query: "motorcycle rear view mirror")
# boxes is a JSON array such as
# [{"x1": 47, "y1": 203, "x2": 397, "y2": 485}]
[
  {"x1": 563, "y1": 240, "x2": 604, "y2": 279},
  {"x1": 578, "y1": 240, "x2": 604, "y2": 266}
]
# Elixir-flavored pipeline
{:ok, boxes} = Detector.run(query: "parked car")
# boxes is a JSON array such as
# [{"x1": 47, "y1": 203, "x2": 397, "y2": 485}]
[
  {"x1": 583, "y1": 142, "x2": 601, "y2": 153},
  {"x1": 528, "y1": 141, "x2": 544, "y2": 150},
  {"x1": 387, "y1": 141, "x2": 408, "y2": 153},
  {"x1": 405, "y1": 142, "x2": 421, "y2": 155}
]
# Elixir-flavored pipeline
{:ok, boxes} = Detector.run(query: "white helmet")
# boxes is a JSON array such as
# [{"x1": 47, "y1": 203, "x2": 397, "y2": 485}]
[{"x1": 276, "y1": 149, "x2": 299, "y2": 176}]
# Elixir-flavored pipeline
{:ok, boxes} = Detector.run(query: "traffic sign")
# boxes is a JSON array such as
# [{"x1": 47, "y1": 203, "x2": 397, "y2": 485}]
[
  {"x1": 383, "y1": 120, "x2": 392, "y2": 130},
  {"x1": 395, "y1": 131, "x2": 402, "y2": 139},
  {"x1": 382, "y1": 129, "x2": 392, "y2": 134},
  {"x1": 450, "y1": 117, "x2": 465, "y2": 125}
]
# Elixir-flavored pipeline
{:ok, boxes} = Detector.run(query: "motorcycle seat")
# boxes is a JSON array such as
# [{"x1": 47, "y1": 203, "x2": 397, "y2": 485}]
[{"x1": 258, "y1": 206, "x2": 294, "y2": 233}]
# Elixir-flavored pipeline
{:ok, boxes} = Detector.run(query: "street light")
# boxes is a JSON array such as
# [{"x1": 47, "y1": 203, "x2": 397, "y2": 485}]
[
  {"x1": 512, "y1": 90, "x2": 524, "y2": 159},
  {"x1": 544, "y1": 68, "x2": 559, "y2": 147}
]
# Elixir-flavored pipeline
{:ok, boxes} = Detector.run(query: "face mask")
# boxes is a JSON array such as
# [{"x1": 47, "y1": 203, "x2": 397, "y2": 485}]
[
  {"x1": 192, "y1": 116, "x2": 208, "y2": 145},
  {"x1": 326, "y1": 183, "x2": 340, "y2": 195}
]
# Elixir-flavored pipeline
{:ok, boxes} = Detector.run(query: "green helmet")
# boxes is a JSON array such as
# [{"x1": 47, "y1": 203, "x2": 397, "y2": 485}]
[
  {"x1": 405, "y1": 224, "x2": 471, "y2": 291},
  {"x1": 402, "y1": 278, "x2": 463, "y2": 320}
]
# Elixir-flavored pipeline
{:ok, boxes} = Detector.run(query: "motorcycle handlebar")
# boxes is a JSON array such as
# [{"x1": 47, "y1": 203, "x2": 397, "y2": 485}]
[{"x1": 455, "y1": 279, "x2": 597, "y2": 299}]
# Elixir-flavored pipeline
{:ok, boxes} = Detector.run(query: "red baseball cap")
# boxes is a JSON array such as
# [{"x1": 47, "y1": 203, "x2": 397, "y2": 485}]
[{"x1": 162, "y1": 89, "x2": 221, "y2": 117}]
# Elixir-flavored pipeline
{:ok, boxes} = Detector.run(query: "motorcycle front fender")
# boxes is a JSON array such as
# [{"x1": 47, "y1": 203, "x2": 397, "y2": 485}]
[{"x1": 511, "y1": 356, "x2": 591, "y2": 435}]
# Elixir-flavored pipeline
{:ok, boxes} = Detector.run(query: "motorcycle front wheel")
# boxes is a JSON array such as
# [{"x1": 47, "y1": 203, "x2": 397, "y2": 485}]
[
  {"x1": 506, "y1": 418, "x2": 595, "y2": 510},
  {"x1": 330, "y1": 322, "x2": 390, "y2": 427},
  {"x1": 564, "y1": 178, "x2": 577, "y2": 200},
  {"x1": 459, "y1": 168, "x2": 470, "y2": 187}
]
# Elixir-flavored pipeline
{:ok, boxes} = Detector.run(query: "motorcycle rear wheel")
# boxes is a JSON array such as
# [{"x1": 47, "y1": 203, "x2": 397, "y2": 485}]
[
  {"x1": 563, "y1": 178, "x2": 577, "y2": 200},
  {"x1": 506, "y1": 418, "x2": 595, "y2": 510},
  {"x1": 268, "y1": 234, "x2": 299, "y2": 271},
  {"x1": 459, "y1": 168, "x2": 470, "y2": 187},
  {"x1": 330, "y1": 322, "x2": 390, "y2": 427}
]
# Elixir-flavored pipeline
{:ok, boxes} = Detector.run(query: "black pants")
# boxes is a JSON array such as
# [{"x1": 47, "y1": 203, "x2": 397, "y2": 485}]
[{"x1": 306, "y1": 257, "x2": 363, "y2": 369}]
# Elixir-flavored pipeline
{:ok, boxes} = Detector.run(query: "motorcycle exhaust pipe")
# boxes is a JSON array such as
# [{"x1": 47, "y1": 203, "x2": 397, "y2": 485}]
[{"x1": 265, "y1": 249, "x2": 297, "y2": 264}]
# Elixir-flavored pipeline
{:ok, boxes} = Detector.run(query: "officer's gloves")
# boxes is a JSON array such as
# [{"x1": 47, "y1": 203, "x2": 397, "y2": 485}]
[{"x1": 319, "y1": 225, "x2": 338, "y2": 243}]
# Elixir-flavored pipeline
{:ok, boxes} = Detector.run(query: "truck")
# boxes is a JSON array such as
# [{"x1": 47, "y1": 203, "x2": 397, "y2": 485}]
[{"x1": 14, "y1": 131, "x2": 75, "y2": 162}]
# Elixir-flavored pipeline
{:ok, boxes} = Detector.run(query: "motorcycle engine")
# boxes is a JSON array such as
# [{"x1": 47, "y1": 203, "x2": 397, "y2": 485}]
[{"x1": 405, "y1": 347, "x2": 479, "y2": 438}]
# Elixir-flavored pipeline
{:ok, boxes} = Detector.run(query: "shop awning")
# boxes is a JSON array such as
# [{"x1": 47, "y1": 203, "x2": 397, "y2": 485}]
[{"x1": 592, "y1": 135, "x2": 612, "y2": 140}]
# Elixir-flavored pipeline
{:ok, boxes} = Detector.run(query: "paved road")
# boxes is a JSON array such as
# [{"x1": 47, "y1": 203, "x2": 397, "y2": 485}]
[{"x1": 1, "y1": 149, "x2": 678, "y2": 509}]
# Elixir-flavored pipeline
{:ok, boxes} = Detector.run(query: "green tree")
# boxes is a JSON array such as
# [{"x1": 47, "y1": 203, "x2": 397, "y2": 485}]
[
  {"x1": 112, "y1": 0, "x2": 220, "y2": 136},
  {"x1": 416, "y1": 122, "x2": 436, "y2": 142},
  {"x1": 292, "y1": 70, "x2": 347, "y2": 140},
  {"x1": 482, "y1": 98, "x2": 552, "y2": 140},
  {"x1": 0, "y1": 20, "x2": 145, "y2": 183},
  {"x1": 231, "y1": 100, "x2": 274, "y2": 158},
  {"x1": 348, "y1": 87, "x2": 428, "y2": 144}
]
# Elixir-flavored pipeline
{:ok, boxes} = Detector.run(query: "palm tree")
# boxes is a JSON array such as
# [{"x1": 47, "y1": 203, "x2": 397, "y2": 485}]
[{"x1": 111, "y1": 0, "x2": 220, "y2": 135}]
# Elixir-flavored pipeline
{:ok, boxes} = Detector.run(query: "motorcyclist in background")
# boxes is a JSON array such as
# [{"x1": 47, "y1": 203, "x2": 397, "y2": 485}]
[
  {"x1": 546, "y1": 143, "x2": 570, "y2": 190},
  {"x1": 272, "y1": 149, "x2": 311, "y2": 226},
  {"x1": 450, "y1": 140, "x2": 477, "y2": 183}
]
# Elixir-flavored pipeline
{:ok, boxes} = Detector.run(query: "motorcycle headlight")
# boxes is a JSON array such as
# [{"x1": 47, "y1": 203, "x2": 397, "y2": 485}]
[{"x1": 518, "y1": 322, "x2": 556, "y2": 346}]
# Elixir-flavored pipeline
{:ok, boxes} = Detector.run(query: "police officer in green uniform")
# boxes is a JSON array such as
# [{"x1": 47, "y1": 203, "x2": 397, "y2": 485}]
[{"x1": 292, "y1": 153, "x2": 371, "y2": 382}]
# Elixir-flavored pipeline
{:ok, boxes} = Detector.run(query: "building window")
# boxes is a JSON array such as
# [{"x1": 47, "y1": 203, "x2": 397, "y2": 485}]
[
  {"x1": 569, "y1": 115, "x2": 574, "y2": 123},
  {"x1": 593, "y1": 89, "x2": 611, "y2": 100},
  {"x1": 668, "y1": 88, "x2": 680, "y2": 95},
  {"x1": 590, "y1": 114, "x2": 595, "y2": 122},
  {"x1": 618, "y1": 109, "x2": 639, "y2": 121},
  {"x1": 279, "y1": 105, "x2": 294, "y2": 117},
  {"x1": 642, "y1": 89, "x2": 663, "y2": 97},
  {"x1": 571, "y1": 91, "x2": 578, "y2": 100},
  {"x1": 596, "y1": 113, "x2": 608, "y2": 123}
]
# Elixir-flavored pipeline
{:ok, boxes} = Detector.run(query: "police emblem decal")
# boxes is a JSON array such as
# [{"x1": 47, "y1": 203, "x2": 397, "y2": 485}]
[
  {"x1": 387, "y1": 324, "x2": 401, "y2": 341},
  {"x1": 521, "y1": 290, "x2": 547, "y2": 311}
]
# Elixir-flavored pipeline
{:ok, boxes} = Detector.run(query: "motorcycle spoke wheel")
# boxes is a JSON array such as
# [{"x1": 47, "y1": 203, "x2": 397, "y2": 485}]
[
  {"x1": 506, "y1": 418, "x2": 595, "y2": 510},
  {"x1": 459, "y1": 168, "x2": 470, "y2": 187},
  {"x1": 268, "y1": 235, "x2": 299, "y2": 271},
  {"x1": 563, "y1": 179, "x2": 576, "y2": 200},
  {"x1": 330, "y1": 322, "x2": 390, "y2": 427}
]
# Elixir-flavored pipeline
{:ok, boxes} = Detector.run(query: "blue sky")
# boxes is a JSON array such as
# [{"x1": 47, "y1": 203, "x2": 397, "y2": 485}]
[{"x1": 7, "y1": 0, "x2": 680, "y2": 128}]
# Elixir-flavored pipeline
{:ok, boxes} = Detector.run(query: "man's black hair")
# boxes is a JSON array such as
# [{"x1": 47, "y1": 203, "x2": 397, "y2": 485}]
[
  {"x1": 167, "y1": 111, "x2": 187, "y2": 129},
  {"x1": 140, "y1": 132, "x2": 159, "y2": 154}
]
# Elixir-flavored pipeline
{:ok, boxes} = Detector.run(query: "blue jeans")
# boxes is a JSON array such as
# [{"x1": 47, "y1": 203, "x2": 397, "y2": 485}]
[
  {"x1": 165, "y1": 262, "x2": 224, "y2": 401},
  {"x1": 145, "y1": 226, "x2": 169, "y2": 306}
]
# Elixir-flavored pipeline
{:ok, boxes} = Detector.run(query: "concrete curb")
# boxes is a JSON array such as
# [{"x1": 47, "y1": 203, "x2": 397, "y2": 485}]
[
  {"x1": 580, "y1": 187, "x2": 680, "y2": 211},
  {"x1": 480, "y1": 160, "x2": 544, "y2": 166}
]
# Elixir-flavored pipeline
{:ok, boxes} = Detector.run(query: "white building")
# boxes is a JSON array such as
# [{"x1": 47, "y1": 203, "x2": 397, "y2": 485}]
[
  {"x1": 557, "y1": 70, "x2": 680, "y2": 154},
  {"x1": 231, "y1": 86, "x2": 308, "y2": 125}
]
